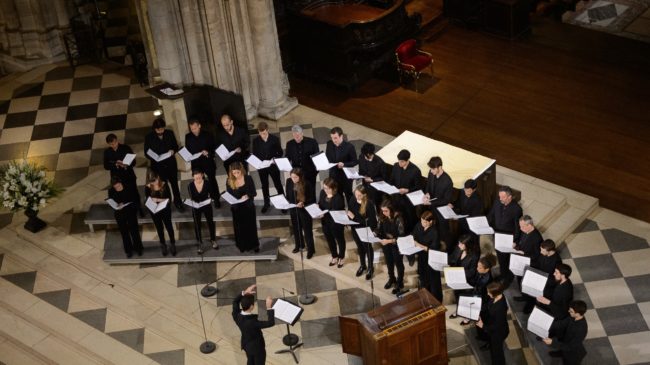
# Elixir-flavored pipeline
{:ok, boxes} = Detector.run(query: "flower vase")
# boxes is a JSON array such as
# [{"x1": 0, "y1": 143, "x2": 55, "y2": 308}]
[{"x1": 24, "y1": 208, "x2": 46, "y2": 233}]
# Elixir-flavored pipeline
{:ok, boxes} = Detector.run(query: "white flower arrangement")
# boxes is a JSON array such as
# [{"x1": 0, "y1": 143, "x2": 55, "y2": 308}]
[{"x1": 0, "y1": 160, "x2": 61, "y2": 212}]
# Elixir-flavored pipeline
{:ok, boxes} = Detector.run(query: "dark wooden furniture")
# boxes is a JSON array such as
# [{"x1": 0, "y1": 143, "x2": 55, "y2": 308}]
[
  {"x1": 339, "y1": 289, "x2": 448, "y2": 365},
  {"x1": 483, "y1": 0, "x2": 531, "y2": 39}
]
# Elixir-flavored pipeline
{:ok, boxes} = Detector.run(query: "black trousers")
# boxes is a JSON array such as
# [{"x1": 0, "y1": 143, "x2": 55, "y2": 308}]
[
  {"x1": 151, "y1": 207, "x2": 175, "y2": 244},
  {"x1": 258, "y1": 165, "x2": 284, "y2": 205},
  {"x1": 291, "y1": 208, "x2": 314, "y2": 254},
  {"x1": 244, "y1": 347, "x2": 266, "y2": 365},
  {"x1": 193, "y1": 206, "x2": 216, "y2": 242},
  {"x1": 335, "y1": 176, "x2": 353, "y2": 207},
  {"x1": 322, "y1": 218, "x2": 346, "y2": 258},
  {"x1": 497, "y1": 251, "x2": 514, "y2": 284},
  {"x1": 304, "y1": 172, "x2": 318, "y2": 199},
  {"x1": 489, "y1": 336, "x2": 507, "y2": 365},
  {"x1": 418, "y1": 252, "x2": 443, "y2": 302},
  {"x1": 383, "y1": 244, "x2": 404, "y2": 285},
  {"x1": 115, "y1": 209, "x2": 142, "y2": 255},
  {"x1": 352, "y1": 228, "x2": 374, "y2": 268}
]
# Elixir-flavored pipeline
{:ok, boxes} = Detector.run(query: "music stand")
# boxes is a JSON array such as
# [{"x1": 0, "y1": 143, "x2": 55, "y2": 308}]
[{"x1": 274, "y1": 289, "x2": 304, "y2": 364}]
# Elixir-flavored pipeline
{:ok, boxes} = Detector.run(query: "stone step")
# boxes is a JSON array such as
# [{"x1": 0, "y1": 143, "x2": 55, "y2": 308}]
[{"x1": 0, "y1": 330, "x2": 52, "y2": 365}]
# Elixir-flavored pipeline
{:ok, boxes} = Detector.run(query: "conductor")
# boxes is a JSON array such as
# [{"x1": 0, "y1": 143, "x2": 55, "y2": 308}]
[{"x1": 233, "y1": 284, "x2": 275, "y2": 365}]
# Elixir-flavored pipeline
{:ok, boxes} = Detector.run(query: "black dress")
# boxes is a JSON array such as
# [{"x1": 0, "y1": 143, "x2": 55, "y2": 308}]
[
  {"x1": 318, "y1": 191, "x2": 346, "y2": 259},
  {"x1": 482, "y1": 296, "x2": 509, "y2": 365},
  {"x1": 412, "y1": 222, "x2": 442, "y2": 302},
  {"x1": 286, "y1": 178, "x2": 316, "y2": 255},
  {"x1": 348, "y1": 197, "x2": 378, "y2": 269},
  {"x1": 188, "y1": 180, "x2": 216, "y2": 242},
  {"x1": 226, "y1": 175, "x2": 260, "y2": 252},
  {"x1": 448, "y1": 246, "x2": 479, "y2": 301},
  {"x1": 376, "y1": 214, "x2": 406, "y2": 288}
]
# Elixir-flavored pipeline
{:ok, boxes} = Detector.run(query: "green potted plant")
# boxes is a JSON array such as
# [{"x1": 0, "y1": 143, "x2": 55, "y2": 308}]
[{"x1": 0, "y1": 160, "x2": 62, "y2": 233}]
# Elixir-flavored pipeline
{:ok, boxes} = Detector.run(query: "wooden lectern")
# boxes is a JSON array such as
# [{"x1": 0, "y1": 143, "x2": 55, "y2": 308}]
[{"x1": 339, "y1": 289, "x2": 448, "y2": 365}]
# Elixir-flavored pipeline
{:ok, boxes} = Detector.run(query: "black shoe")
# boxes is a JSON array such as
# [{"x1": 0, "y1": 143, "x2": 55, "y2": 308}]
[
  {"x1": 292, "y1": 248, "x2": 300, "y2": 253},
  {"x1": 366, "y1": 268, "x2": 374, "y2": 280},
  {"x1": 408, "y1": 255, "x2": 415, "y2": 267},
  {"x1": 514, "y1": 295, "x2": 527, "y2": 302},
  {"x1": 384, "y1": 278, "x2": 396, "y2": 290},
  {"x1": 391, "y1": 283, "x2": 404, "y2": 295},
  {"x1": 337, "y1": 258, "x2": 345, "y2": 268},
  {"x1": 330, "y1": 258, "x2": 339, "y2": 267},
  {"x1": 136, "y1": 249, "x2": 143, "y2": 256},
  {"x1": 549, "y1": 351, "x2": 563, "y2": 358},
  {"x1": 174, "y1": 200, "x2": 184, "y2": 211},
  {"x1": 480, "y1": 343, "x2": 490, "y2": 351},
  {"x1": 261, "y1": 204, "x2": 270, "y2": 213},
  {"x1": 170, "y1": 243, "x2": 177, "y2": 256},
  {"x1": 160, "y1": 243, "x2": 168, "y2": 256},
  {"x1": 126, "y1": 252, "x2": 133, "y2": 258},
  {"x1": 460, "y1": 320, "x2": 471, "y2": 326},
  {"x1": 213, "y1": 200, "x2": 221, "y2": 209},
  {"x1": 307, "y1": 252, "x2": 314, "y2": 259},
  {"x1": 254, "y1": 247, "x2": 260, "y2": 253},
  {"x1": 356, "y1": 266, "x2": 366, "y2": 277},
  {"x1": 449, "y1": 314, "x2": 458, "y2": 319}
]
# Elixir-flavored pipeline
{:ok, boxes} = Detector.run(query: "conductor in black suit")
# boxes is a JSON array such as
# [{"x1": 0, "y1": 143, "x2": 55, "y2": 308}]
[
  {"x1": 325, "y1": 126, "x2": 358, "y2": 204},
  {"x1": 232, "y1": 284, "x2": 275, "y2": 365}
]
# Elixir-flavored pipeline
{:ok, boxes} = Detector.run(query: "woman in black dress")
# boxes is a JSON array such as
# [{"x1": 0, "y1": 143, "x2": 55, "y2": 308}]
[
  {"x1": 108, "y1": 176, "x2": 143, "y2": 258},
  {"x1": 188, "y1": 169, "x2": 217, "y2": 251},
  {"x1": 145, "y1": 170, "x2": 176, "y2": 256},
  {"x1": 448, "y1": 233, "x2": 481, "y2": 316},
  {"x1": 476, "y1": 282, "x2": 509, "y2": 365},
  {"x1": 318, "y1": 177, "x2": 346, "y2": 267},
  {"x1": 412, "y1": 210, "x2": 442, "y2": 302},
  {"x1": 286, "y1": 168, "x2": 316, "y2": 258},
  {"x1": 226, "y1": 162, "x2": 260, "y2": 253},
  {"x1": 376, "y1": 200, "x2": 406, "y2": 295},
  {"x1": 348, "y1": 185, "x2": 378, "y2": 280}
]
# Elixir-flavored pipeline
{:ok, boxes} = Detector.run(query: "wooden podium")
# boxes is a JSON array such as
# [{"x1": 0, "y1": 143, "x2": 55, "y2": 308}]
[{"x1": 339, "y1": 289, "x2": 448, "y2": 365}]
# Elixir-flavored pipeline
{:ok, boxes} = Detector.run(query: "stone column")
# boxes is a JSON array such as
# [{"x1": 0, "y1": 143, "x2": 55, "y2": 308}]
[{"x1": 146, "y1": 0, "x2": 191, "y2": 85}]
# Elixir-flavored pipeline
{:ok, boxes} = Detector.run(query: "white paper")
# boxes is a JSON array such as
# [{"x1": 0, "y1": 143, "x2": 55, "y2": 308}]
[
  {"x1": 437, "y1": 205, "x2": 468, "y2": 220},
  {"x1": 466, "y1": 216, "x2": 495, "y2": 235},
  {"x1": 160, "y1": 87, "x2": 183, "y2": 96},
  {"x1": 370, "y1": 181, "x2": 400, "y2": 195},
  {"x1": 397, "y1": 235, "x2": 424, "y2": 255},
  {"x1": 216, "y1": 144, "x2": 236, "y2": 161},
  {"x1": 178, "y1": 147, "x2": 202, "y2": 162},
  {"x1": 527, "y1": 306, "x2": 554, "y2": 338},
  {"x1": 106, "y1": 198, "x2": 131, "y2": 210},
  {"x1": 145, "y1": 197, "x2": 169, "y2": 213},
  {"x1": 274, "y1": 157, "x2": 293, "y2": 172},
  {"x1": 406, "y1": 190, "x2": 426, "y2": 206},
  {"x1": 246, "y1": 154, "x2": 273, "y2": 170},
  {"x1": 355, "y1": 227, "x2": 382, "y2": 243},
  {"x1": 305, "y1": 203, "x2": 328, "y2": 218},
  {"x1": 428, "y1": 250, "x2": 448, "y2": 271},
  {"x1": 221, "y1": 191, "x2": 247, "y2": 205},
  {"x1": 329, "y1": 210, "x2": 359, "y2": 225},
  {"x1": 343, "y1": 167, "x2": 363, "y2": 179},
  {"x1": 311, "y1": 152, "x2": 336, "y2": 171},
  {"x1": 522, "y1": 268, "x2": 548, "y2": 298},
  {"x1": 444, "y1": 267, "x2": 473, "y2": 290},
  {"x1": 457, "y1": 296, "x2": 482, "y2": 321},
  {"x1": 270, "y1": 194, "x2": 296, "y2": 210},
  {"x1": 146, "y1": 149, "x2": 173, "y2": 162},
  {"x1": 183, "y1": 198, "x2": 212, "y2": 209},
  {"x1": 121, "y1": 153, "x2": 136, "y2": 166},
  {"x1": 495, "y1": 233, "x2": 517, "y2": 253},
  {"x1": 509, "y1": 254, "x2": 531, "y2": 277},
  {"x1": 272, "y1": 299, "x2": 302, "y2": 325}
]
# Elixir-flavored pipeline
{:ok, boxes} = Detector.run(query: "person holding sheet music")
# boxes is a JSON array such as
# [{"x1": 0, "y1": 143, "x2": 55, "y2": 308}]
[
  {"x1": 232, "y1": 284, "x2": 275, "y2": 365},
  {"x1": 376, "y1": 200, "x2": 407, "y2": 295},
  {"x1": 108, "y1": 176, "x2": 143, "y2": 258},
  {"x1": 476, "y1": 282, "x2": 509, "y2": 365},
  {"x1": 185, "y1": 119, "x2": 221, "y2": 208},
  {"x1": 252, "y1": 122, "x2": 285, "y2": 213},
  {"x1": 513, "y1": 215, "x2": 544, "y2": 306},
  {"x1": 286, "y1": 168, "x2": 316, "y2": 258},
  {"x1": 448, "y1": 234, "x2": 480, "y2": 311},
  {"x1": 104, "y1": 133, "x2": 144, "y2": 217},
  {"x1": 144, "y1": 170, "x2": 176, "y2": 256},
  {"x1": 423, "y1": 156, "x2": 454, "y2": 253},
  {"x1": 451, "y1": 179, "x2": 484, "y2": 239},
  {"x1": 188, "y1": 169, "x2": 218, "y2": 250},
  {"x1": 226, "y1": 162, "x2": 260, "y2": 253},
  {"x1": 543, "y1": 300, "x2": 588, "y2": 364},
  {"x1": 533, "y1": 239, "x2": 562, "y2": 298},
  {"x1": 463, "y1": 255, "x2": 496, "y2": 326},
  {"x1": 285, "y1": 125, "x2": 320, "y2": 198},
  {"x1": 358, "y1": 143, "x2": 387, "y2": 208},
  {"x1": 144, "y1": 118, "x2": 183, "y2": 211},
  {"x1": 318, "y1": 178, "x2": 347, "y2": 267},
  {"x1": 325, "y1": 127, "x2": 358, "y2": 204},
  {"x1": 348, "y1": 185, "x2": 378, "y2": 280},
  {"x1": 217, "y1": 114, "x2": 250, "y2": 174},
  {"x1": 487, "y1": 185, "x2": 522, "y2": 287},
  {"x1": 537, "y1": 263, "x2": 574, "y2": 320},
  {"x1": 388, "y1": 149, "x2": 421, "y2": 234},
  {"x1": 411, "y1": 210, "x2": 443, "y2": 302}
]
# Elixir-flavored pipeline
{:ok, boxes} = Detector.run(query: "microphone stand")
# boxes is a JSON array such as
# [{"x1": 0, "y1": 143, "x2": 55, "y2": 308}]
[
  {"x1": 294, "y1": 190, "x2": 316, "y2": 305},
  {"x1": 188, "y1": 182, "x2": 217, "y2": 298},
  {"x1": 192, "y1": 258, "x2": 216, "y2": 354},
  {"x1": 365, "y1": 217, "x2": 377, "y2": 310},
  {"x1": 275, "y1": 288, "x2": 303, "y2": 363}
]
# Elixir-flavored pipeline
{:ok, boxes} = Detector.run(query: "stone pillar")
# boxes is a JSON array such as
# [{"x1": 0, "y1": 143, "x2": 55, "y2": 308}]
[
  {"x1": 146, "y1": 0, "x2": 191, "y2": 85},
  {"x1": 247, "y1": 0, "x2": 297, "y2": 120}
]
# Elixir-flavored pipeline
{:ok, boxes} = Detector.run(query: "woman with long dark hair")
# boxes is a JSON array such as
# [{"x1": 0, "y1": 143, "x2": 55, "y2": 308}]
[
  {"x1": 448, "y1": 233, "x2": 480, "y2": 315},
  {"x1": 144, "y1": 169, "x2": 176, "y2": 256},
  {"x1": 376, "y1": 200, "x2": 406, "y2": 294},
  {"x1": 286, "y1": 168, "x2": 316, "y2": 258},
  {"x1": 319, "y1": 177, "x2": 347, "y2": 267},
  {"x1": 348, "y1": 185, "x2": 378, "y2": 279},
  {"x1": 226, "y1": 161, "x2": 260, "y2": 253},
  {"x1": 188, "y1": 169, "x2": 217, "y2": 250}
]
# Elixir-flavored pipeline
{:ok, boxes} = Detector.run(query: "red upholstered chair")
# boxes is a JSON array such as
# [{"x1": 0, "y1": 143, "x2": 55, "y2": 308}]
[{"x1": 395, "y1": 39, "x2": 434, "y2": 92}]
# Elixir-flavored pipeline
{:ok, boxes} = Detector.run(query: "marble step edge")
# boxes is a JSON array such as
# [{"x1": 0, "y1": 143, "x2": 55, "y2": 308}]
[
  {"x1": 0, "y1": 232, "x2": 228, "y2": 365},
  {"x1": 0, "y1": 327, "x2": 57, "y2": 365}
]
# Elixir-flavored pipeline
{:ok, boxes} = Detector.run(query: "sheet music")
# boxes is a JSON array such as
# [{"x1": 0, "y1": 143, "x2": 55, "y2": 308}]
[
  {"x1": 269, "y1": 194, "x2": 296, "y2": 210},
  {"x1": 183, "y1": 198, "x2": 211, "y2": 209},
  {"x1": 221, "y1": 191, "x2": 247, "y2": 205},
  {"x1": 274, "y1": 157, "x2": 293, "y2": 172},
  {"x1": 178, "y1": 147, "x2": 201, "y2": 162},
  {"x1": 121, "y1": 153, "x2": 136, "y2": 166},
  {"x1": 246, "y1": 154, "x2": 273, "y2": 170},
  {"x1": 216, "y1": 144, "x2": 236, "y2": 161},
  {"x1": 272, "y1": 299, "x2": 303, "y2": 325},
  {"x1": 145, "y1": 197, "x2": 169, "y2": 213},
  {"x1": 495, "y1": 233, "x2": 517, "y2": 253},
  {"x1": 457, "y1": 296, "x2": 482, "y2": 321},
  {"x1": 527, "y1": 306, "x2": 554, "y2": 338},
  {"x1": 146, "y1": 149, "x2": 173, "y2": 162},
  {"x1": 329, "y1": 210, "x2": 359, "y2": 225},
  {"x1": 406, "y1": 190, "x2": 426, "y2": 206},
  {"x1": 311, "y1": 152, "x2": 336, "y2": 171},
  {"x1": 509, "y1": 254, "x2": 531, "y2": 277},
  {"x1": 397, "y1": 235, "x2": 423, "y2": 255},
  {"x1": 466, "y1": 216, "x2": 495, "y2": 235},
  {"x1": 428, "y1": 250, "x2": 448, "y2": 271},
  {"x1": 355, "y1": 227, "x2": 382, "y2": 243},
  {"x1": 370, "y1": 181, "x2": 400, "y2": 195},
  {"x1": 444, "y1": 267, "x2": 473, "y2": 290},
  {"x1": 343, "y1": 167, "x2": 364, "y2": 179},
  {"x1": 160, "y1": 87, "x2": 183, "y2": 96},
  {"x1": 522, "y1": 267, "x2": 548, "y2": 298},
  {"x1": 106, "y1": 198, "x2": 131, "y2": 210},
  {"x1": 437, "y1": 205, "x2": 468, "y2": 220},
  {"x1": 305, "y1": 203, "x2": 328, "y2": 218}
]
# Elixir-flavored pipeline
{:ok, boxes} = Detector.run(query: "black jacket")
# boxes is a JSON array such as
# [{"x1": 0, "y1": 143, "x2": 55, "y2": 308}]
[
  {"x1": 455, "y1": 192, "x2": 484, "y2": 217},
  {"x1": 547, "y1": 279, "x2": 574, "y2": 320},
  {"x1": 388, "y1": 162, "x2": 421, "y2": 192},
  {"x1": 358, "y1": 154, "x2": 386, "y2": 186},
  {"x1": 348, "y1": 197, "x2": 378, "y2": 230},
  {"x1": 104, "y1": 144, "x2": 136, "y2": 183},
  {"x1": 144, "y1": 129, "x2": 179, "y2": 177},
  {"x1": 551, "y1": 316, "x2": 588, "y2": 361},
  {"x1": 325, "y1": 140, "x2": 358, "y2": 184},
  {"x1": 185, "y1": 130, "x2": 217, "y2": 173},
  {"x1": 217, "y1": 126, "x2": 250, "y2": 164},
  {"x1": 252, "y1": 134, "x2": 283, "y2": 163},
  {"x1": 515, "y1": 228, "x2": 543, "y2": 262},
  {"x1": 285, "y1": 137, "x2": 320, "y2": 177},
  {"x1": 232, "y1": 293, "x2": 275, "y2": 352},
  {"x1": 484, "y1": 297, "x2": 509, "y2": 340},
  {"x1": 488, "y1": 199, "x2": 523, "y2": 241},
  {"x1": 425, "y1": 171, "x2": 453, "y2": 207}
]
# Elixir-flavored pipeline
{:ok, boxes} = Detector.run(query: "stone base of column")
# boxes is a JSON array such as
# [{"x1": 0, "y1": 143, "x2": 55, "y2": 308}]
[
  {"x1": 0, "y1": 52, "x2": 66, "y2": 73},
  {"x1": 257, "y1": 96, "x2": 299, "y2": 121}
]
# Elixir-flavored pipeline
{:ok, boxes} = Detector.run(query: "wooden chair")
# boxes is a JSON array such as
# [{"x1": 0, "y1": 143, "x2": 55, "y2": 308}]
[{"x1": 395, "y1": 39, "x2": 434, "y2": 92}]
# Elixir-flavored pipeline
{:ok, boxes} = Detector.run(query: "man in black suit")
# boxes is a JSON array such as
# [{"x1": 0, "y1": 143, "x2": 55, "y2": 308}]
[
  {"x1": 285, "y1": 125, "x2": 320, "y2": 197},
  {"x1": 144, "y1": 118, "x2": 183, "y2": 210},
  {"x1": 325, "y1": 126, "x2": 358, "y2": 204},
  {"x1": 358, "y1": 143, "x2": 387, "y2": 208},
  {"x1": 232, "y1": 284, "x2": 275, "y2": 365},
  {"x1": 543, "y1": 300, "x2": 589, "y2": 365},
  {"x1": 452, "y1": 179, "x2": 484, "y2": 238},
  {"x1": 185, "y1": 118, "x2": 221, "y2": 208},
  {"x1": 537, "y1": 263, "x2": 574, "y2": 320},
  {"x1": 217, "y1": 114, "x2": 250, "y2": 173},
  {"x1": 104, "y1": 133, "x2": 144, "y2": 216},
  {"x1": 423, "y1": 156, "x2": 454, "y2": 252},
  {"x1": 487, "y1": 185, "x2": 522, "y2": 286},
  {"x1": 252, "y1": 121, "x2": 285, "y2": 213},
  {"x1": 388, "y1": 149, "x2": 421, "y2": 233}
]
